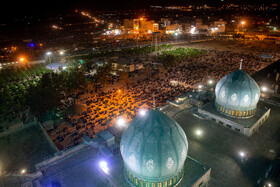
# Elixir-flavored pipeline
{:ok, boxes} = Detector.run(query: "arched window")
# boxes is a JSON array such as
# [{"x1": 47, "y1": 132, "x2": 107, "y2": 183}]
[
  {"x1": 236, "y1": 110, "x2": 239, "y2": 116},
  {"x1": 152, "y1": 182, "x2": 156, "y2": 187},
  {"x1": 140, "y1": 180, "x2": 144, "y2": 187},
  {"x1": 229, "y1": 109, "x2": 231, "y2": 114},
  {"x1": 135, "y1": 177, "x2": 139, "y2": 186},
  {"x1": 232, "y1": 110, "x2": 235, "y2": 116},
  {"x1": 173, "y1": 175, "x2": 177, "y2": 184},
  {"x1": 169, "y1": 179, "x2": 172, "y2": 186},
  {"x1": 157, "y1": 182, "x2": 162, "y2": 187},
  {"x1": 225, "y1": 108, "x2": 228, "y2": 113},
  {"x1": 145, "y1": 181, "x2": 150, "y2": 187},
  {"x1": 163, "y1": 181, "x2": 168, "y2": 187}
]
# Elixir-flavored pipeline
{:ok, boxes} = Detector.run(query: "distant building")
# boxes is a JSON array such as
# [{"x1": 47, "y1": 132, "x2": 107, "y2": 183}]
[
  {"x1": 196, "y1": 19, "x2": 208, "y2": 30},
  {"x1": 124, "y1": 18, "x2": 159, "y2": 35},
  {"x1": 213, "y1": 19, "x2": 227, "y2": 33}
]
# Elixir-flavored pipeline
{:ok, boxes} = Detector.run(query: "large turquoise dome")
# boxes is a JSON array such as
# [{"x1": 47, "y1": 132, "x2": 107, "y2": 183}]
[
  {"x1": 215, "y1": 70, "x2": 260, "y2": 118},
  {"x1": 120, "y1": 110, "x2": 188, "y2": 187}
]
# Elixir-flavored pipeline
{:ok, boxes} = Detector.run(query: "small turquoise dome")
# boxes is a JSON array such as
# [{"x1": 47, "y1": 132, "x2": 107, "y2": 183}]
[
  {"x1": 120, "y1": 110, "x2": 188, "y2": 187},
  {"x1": 215, "y1": 70, "x2": 260, "y2": 118}
]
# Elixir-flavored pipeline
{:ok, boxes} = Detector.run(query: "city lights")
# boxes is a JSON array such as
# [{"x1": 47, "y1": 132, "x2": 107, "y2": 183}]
[
  {"x1": 46, "y1": 52, "x2": 52, "y2": 55},
  {"x1": 59, "y1": 51, "x2": 64, "y2": 55},
  {"x1": 198, "y1": 84, "x2": 203, "y2": 89},
  {"x1": 190, "y1": 27, "x2": 196, "y2": 34},
  {"x1": 99, "y1": 161, "x2": 109, "y2": 174}
]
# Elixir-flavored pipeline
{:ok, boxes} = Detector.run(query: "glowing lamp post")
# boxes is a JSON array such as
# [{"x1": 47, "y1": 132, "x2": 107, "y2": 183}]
[
  {"x1": 20, "y1": 169, "x2": 26, "y2": 174},
  {"x1": 59, "y1": 51, "x2": 64, "y2": 55},
  {"x1": 46, "y1": 51, "x2": 52, "y2": 63},
  {"x1": 239, "y1": 151, "x2": 247, "y2": 163},
  {"x1": 195, "y1": 129, "x2": 203, "y2": 139},
  {"x1": 261, "y1": 86, "x2": 267, "y2": 92},
  {"x1": 19, "y1": 57, "x2": 25, "y2": 63},
  {"x1": 117, "y1": 118, "x2": 125, "y2": 127},
  {"x1": 99, "y1": 161, "x2": 109, "y2": 174},
  {"x1": 139, "y1": 109, "x2": 146, "y2": 116}
]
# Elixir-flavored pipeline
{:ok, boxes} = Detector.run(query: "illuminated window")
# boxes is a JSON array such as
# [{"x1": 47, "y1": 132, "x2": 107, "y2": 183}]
[
  {"x1": 220, "y1": 106, "x2": 222, "y2": 111},
  {"x1": 163, "y1": 181, "x2": 168, "y2": 187},
  {"x1": 152, "y1": 182, "x2": 156, "y2": 187},
  {"x1": 173, "y1": 176, "x2": 177, "y2": 184},
  {"x1": 225, "y1": 108, "x2": 228, "y2": 113},
  {"x1": 229, "y1": 110, "x2": 231, "y2": 114},
  {"x1": 169, "y1": 179, "x2": 172, "y2": 186},
  {"x1": 140, "y1": 180, "x2": 144, "y2": 187},
  {"x1": 135, "y1": 178, "x2": 139, "y2": 186},
  {"x1": 157, "y1": 182, "x2": 162, "y2": 187},
  {"x1": 236, "y1": 110, "x2": 239, "y2": 116},
  {"x1": 243, "y1": 111, "x2": 246, "y2": 117},
  {"x1": 232, "y1": 110, "x2": 235, "y2": 116},
  {"x1": 145, "y1": 181, "x2": 150, "y2": 187}
]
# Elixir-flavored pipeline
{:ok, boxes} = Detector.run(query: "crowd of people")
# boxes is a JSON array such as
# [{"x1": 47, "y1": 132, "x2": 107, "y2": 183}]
[{"x1": 48, "y1": 44, "x2": 278, "y2": 150}]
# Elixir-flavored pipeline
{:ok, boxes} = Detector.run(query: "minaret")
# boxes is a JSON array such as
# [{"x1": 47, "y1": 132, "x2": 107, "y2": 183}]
[
  {"x1": 153, "y1": 93, "x2": 156, "y2": 110},
  {"x1": 239, "y1": 59, "x2": 243, "y2": 70}
]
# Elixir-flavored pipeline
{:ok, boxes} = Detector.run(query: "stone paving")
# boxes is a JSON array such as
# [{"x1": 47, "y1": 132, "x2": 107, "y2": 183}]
[{"x1": 167, "y1": 102, "x2": 280, "y2": 187}]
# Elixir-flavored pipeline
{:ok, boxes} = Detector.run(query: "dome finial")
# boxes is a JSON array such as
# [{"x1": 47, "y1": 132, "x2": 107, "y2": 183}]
[
  {"x1": 239, "y1": 59, "x2": 243, "y2": 70},
  {"x1": 153, "y1": 93, "x2": 156, "y2": 110}
]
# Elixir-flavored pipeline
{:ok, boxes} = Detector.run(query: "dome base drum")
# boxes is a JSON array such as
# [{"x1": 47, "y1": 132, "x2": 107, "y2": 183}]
[
  {"x1": 124, "y1": 166, "x2": 184, "y2": 187},
  {"x1": 215, "y1": 101, "x2": 257, "y2": 118}
]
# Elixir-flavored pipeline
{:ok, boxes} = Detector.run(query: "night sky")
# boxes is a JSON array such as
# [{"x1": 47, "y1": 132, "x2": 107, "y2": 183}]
[{"x1": 0, "y1": 0, "x2": 278, "y2": 22}]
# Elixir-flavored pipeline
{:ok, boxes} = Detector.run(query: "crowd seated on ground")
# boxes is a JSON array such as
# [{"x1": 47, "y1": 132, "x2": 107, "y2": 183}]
[{"x1": 49, "y1": 48, "x2": 277, "y2": 150}]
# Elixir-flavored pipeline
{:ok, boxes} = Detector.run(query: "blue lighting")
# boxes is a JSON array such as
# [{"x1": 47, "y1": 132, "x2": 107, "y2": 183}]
[{"x1": 29, "y1": 43, "x2": 35, "y2": 48}]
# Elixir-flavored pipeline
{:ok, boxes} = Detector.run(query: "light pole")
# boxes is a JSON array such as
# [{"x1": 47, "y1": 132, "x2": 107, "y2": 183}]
[
  {"x1": 175, "y1": 32, "x2": 178, "y2": 43},
  {"x1": 46, "y1": 52, "x2": 52, "y2": 63}
]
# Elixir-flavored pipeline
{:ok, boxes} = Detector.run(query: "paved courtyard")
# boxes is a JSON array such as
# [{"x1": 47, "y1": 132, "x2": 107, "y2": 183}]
[{"x1": 168, "y1": 102, "x2": 280, "y2": 187}]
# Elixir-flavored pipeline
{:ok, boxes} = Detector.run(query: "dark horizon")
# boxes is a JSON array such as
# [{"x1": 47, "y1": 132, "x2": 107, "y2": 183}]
[{"x1": 0, "y1": 0, "x2": 279, "y2": 22}]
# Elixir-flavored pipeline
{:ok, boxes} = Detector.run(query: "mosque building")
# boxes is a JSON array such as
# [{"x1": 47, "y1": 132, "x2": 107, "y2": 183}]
[
  {"x1": 198, "y1": 66, "x2": 271, "y2": 136},
  {"x1": 120, "y1": 109, "x2": 211, "y2": 187}
]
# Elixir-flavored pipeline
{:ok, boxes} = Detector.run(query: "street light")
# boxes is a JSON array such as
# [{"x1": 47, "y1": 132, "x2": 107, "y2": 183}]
[
  {"x1": 99, "y1": 161, "x2": 109, "y2": 174},
  {"x1": 208, "y1": 80, "x2": 214, "y2": 85},
  {"x1": 59, "y1": 51, "x2": 64, "y2": 55},
  {"x1": 46, "y1": 51, "x2": 52, "y2": 63},
  {"x1": 139, "y1": 109, "x2": 146, "y2": 116},
  {"x1": 198, "y1": 84, "x2": 203, "y2": 89},
  {"x1": 117, "y1": 118, "x2": 125, "y2": 127},
  {"x1": 261, "y1": 86, "x2": 267, "y2": 92},
  {"x1": 20, "y1": 169, "x2": 26, "y2": 174},
  {"x1": 19, "y1": 57, "x2": 25, "y2": 63},
  {"x1": 195, "y1": 129, "x2": 203, "y2": 137}
]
